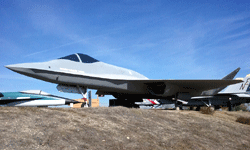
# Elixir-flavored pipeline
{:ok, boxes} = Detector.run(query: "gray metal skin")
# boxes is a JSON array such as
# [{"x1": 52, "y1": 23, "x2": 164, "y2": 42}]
[
  {"x1": 5, "y1": 53, "x2": 242, "y2": 102},
  {"x1": 159, "y1": 74, "x2": 250, "y2": 110}
]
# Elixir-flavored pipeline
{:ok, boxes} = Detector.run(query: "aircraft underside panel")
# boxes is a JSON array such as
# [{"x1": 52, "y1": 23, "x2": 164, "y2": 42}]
[
  {"x1": 57, "y1": 84, "x2": 86, "y2": 94},
  {"x1": 29, "y1": 69, "x2": 142, "y2": 92}
]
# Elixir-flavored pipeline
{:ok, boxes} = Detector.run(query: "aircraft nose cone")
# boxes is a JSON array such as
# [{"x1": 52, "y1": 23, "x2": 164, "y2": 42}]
[
  {"x1": 5, "y1": 64, "x2": 24, "y2": 73},
  {"x1": 5, "y1": 64, "x2": 22, "y2": 72},
  {"x1": 5, "y1": 63, "x2": 34, "y2": 77},
  {"x1": 5, "y1": 64, "x2": 14, "y2": 69}
]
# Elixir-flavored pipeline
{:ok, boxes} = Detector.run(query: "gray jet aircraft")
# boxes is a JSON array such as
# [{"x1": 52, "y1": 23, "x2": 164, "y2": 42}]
[{"x1": 5, "y1": 53, "x2": 242, "y2": 107}]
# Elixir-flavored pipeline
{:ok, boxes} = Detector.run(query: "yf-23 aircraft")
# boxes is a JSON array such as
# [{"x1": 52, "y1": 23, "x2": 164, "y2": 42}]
[
  {"x1": 5, "y1": 53, "x2": 242, "y2": 107},
  {"x1": 0, "y1": 90, "x2": 78, "y2": 107}
]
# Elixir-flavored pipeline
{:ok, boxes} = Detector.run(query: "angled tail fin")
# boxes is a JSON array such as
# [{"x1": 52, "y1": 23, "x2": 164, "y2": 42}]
[
  {"x1": 223, "y1": 74, "x2": 250, "y2": 93},
  {"x1": 221, "y1": 67, "x2": 241, "y2": 80},
  {"x1": 201, "y1": 67, "x2": 240, "y2": 95}
]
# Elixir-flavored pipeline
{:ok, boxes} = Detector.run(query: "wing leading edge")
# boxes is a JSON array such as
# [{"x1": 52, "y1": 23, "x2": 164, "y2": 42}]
[{"x1": 130, "y1": 79, "x2": 243, "y2": 97}]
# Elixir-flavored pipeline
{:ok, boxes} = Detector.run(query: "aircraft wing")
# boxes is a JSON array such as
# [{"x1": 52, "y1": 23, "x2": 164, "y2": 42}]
[
  {"x1": 0, "y1": 97, "x2": 42, "y2": 101},
  {"x1": 0, "y1": 97, "x2": 43, "y2": 105},
  {"x1": 130, "y1": 79, "x2": 243, "y2": 97}
]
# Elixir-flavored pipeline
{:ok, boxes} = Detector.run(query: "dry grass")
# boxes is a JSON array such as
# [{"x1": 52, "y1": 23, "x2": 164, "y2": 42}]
[
  {"x1": 200, "y1": 107, "x2": 215, "y2": 115},
  {"x1": 236, "y1": 117, "x2": 250, "y2": 125},
  {"x1": 0, "y1": 107, "x2": 250, "y2": 150}
]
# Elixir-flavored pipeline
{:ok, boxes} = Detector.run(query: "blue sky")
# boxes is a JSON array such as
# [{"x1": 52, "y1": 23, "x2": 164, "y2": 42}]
[{"x1": 0, "y1": 0, "x2": 250, "y2": 106}]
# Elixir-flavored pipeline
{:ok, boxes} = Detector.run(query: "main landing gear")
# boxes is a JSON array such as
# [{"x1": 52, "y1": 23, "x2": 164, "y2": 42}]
[{"x1": 77, "y1": 85, "x2": 88, "y2": 107}]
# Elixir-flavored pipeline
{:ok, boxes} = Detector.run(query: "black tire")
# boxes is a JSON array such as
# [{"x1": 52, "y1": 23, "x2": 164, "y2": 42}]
[
  {"x1": 214, "y1": 105, "x2": 220, "y2": 110},
  {"x1": 195, "y1": 106, "x2": 201, "y2": 111}
]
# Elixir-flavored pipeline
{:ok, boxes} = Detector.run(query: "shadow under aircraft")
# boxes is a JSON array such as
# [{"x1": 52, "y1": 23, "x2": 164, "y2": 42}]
[{"x1": 6, "y1": 53, "x2": 242, "y2": 108}]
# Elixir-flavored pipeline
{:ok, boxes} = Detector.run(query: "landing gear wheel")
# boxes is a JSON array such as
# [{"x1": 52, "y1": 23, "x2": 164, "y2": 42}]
[{"x1": 227, "y1": 102, "x2": 233, "y2": 111}]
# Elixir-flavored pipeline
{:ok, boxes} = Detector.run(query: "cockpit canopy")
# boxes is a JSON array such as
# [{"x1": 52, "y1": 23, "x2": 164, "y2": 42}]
[{"x1": 59, "y1": 53, "x2": 99, "y2": 63}]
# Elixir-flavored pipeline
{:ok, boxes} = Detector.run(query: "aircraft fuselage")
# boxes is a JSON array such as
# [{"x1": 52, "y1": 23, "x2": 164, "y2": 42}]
[{"x1": 6, "y1": 53, "x2": 242, "y2": 101}]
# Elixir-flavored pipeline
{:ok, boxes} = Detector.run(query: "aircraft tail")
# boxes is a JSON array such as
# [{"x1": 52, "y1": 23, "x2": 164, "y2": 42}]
[
  {"x1": 201, "y1": 67, "x2": 240, "y2": 95},
  {"x1": 221, "y1": 67, "x2": 241, "y2": 80},
  {"x1": 222, "y1": 74, "x2": 250, "y2": 93}
]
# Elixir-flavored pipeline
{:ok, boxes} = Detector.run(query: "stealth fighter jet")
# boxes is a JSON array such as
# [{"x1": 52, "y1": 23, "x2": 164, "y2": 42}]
[{"x1": 6, "y1": 53, "x2": 242, "y2": 107}]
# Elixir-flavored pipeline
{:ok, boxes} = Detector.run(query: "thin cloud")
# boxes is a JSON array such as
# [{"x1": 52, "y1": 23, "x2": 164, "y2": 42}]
[
  {"x1": 24, "y1": 33, "x2": 113, "y2": 57},
  {"x1": 24, "y1": 39, "x2": 86, "y2": 57}
]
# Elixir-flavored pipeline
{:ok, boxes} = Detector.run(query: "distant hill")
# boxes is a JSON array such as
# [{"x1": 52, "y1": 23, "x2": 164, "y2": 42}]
[{"x1": 0, "y1": 107, "x2": 249, "y2": 150}]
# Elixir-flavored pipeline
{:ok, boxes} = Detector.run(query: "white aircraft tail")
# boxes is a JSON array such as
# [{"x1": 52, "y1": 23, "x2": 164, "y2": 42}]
[{"x1": 222, "y1": 74, "x2": 250, "y2": 93}]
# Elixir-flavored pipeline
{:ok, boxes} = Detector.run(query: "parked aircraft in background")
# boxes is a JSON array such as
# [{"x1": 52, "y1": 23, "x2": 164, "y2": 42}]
[
  {"x1": 0, "y1": 90, "x2": 79, "y2": 107},
  {"x1": 135, "y1": 99, "x2": 160, "y2": 108},
  {"x1": 159, "y1": 74, "x2": 250, "y2": 111},
  {"x1": 5, "y1": 53, "x2": 242, "y2": 108}
]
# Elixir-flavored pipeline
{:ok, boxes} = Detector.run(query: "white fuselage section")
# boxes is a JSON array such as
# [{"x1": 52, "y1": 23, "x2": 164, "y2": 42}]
[
  {"x1": 10, "y1": 59, "x2": 148, "y2": 80},
  {"x1": 7, "y1": 100, "x2": 66, "y2": 106}
]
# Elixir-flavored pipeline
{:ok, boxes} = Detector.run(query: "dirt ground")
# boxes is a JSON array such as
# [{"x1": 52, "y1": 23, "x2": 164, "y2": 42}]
[{"x1": 0, "y1": 107, "x2": 249, "y2": 150}]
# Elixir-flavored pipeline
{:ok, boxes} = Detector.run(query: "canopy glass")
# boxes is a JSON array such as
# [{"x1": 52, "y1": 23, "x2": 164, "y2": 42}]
[{"x1": 59, "y1": 53, "x2": 99, "y2": 63}]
